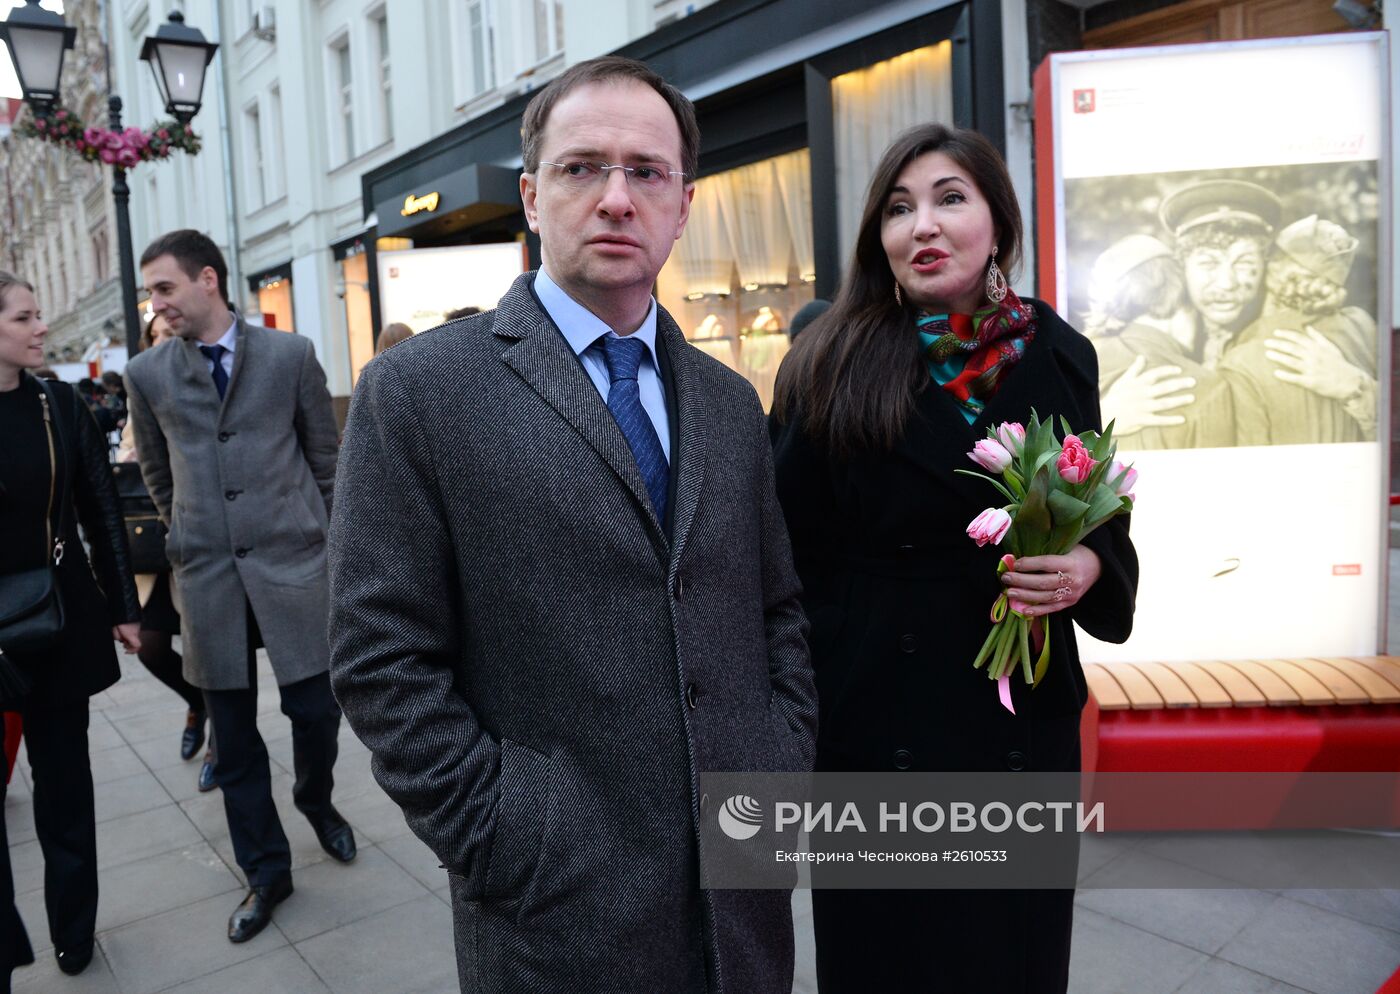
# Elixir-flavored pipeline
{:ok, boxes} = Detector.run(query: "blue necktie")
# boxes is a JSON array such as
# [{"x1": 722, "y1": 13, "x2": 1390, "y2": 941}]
[
  {"x1": 599, "y1": 335, "x2": 668, "y2": 524},
  {"x1": 199, "y1": 344, "x2": 229, "y2": 399}
]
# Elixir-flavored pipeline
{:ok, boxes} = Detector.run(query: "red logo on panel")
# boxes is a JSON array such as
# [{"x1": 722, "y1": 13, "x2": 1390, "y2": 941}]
[{"x1": 1073, "y1": 89, "x2": 1096, "y2": 114}]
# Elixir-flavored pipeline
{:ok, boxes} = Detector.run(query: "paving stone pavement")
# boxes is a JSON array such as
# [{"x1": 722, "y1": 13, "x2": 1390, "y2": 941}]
[{"x1": 5, "y1": 555, "x2": 1400, "y2": 992}]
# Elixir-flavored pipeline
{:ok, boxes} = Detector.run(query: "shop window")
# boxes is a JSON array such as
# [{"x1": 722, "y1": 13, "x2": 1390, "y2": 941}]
[
  {"x1": 831, "y1": 42, "x2": 953, "y2": 264},
  {"x1": 341, "y1": 249, "x2": 374, "y2": 384},
  {"x1": 255, "y1": 274, "x2": 294, "y2": 332},
  {"x1": 656, "y1": 148, "x2": 815, "y2": 411}
]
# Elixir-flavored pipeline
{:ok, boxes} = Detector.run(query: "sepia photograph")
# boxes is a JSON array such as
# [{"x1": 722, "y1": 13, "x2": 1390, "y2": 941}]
[{"x1": 1063, "y1": 162, "x2": 1381, "y2": 449}]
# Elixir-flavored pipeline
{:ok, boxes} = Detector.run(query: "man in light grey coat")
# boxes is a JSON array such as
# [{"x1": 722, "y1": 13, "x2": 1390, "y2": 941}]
[
  {"x1": 125, "y1": 230, "x2": 356, "y2": 945},
  {"x1": 328, "y1": 57, "x2": 816, "y2": 993}
]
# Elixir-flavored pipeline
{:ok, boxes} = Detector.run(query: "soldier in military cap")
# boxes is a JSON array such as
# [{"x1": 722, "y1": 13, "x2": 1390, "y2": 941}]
[{"x1": 1159, "y1": 179, "x2": 1282, "y2": 367}]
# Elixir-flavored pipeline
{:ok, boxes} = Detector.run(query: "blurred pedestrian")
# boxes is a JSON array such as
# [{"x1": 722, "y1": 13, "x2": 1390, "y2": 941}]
[
  {"x1": 373, "y1": 321, "x2": 413, "y2": 355},
  {"x1": 118, "y1": 315, "x2": 216, "y2": 790},
  {"x1": 125, "y1": 230, "x2": 353, "y2": 945},
  {"x1": 443, "y1": 305, "x2": 481, "y2": 321},
  {"x1": 0, "y1": 271, "x2": 141, "y2": 985}
]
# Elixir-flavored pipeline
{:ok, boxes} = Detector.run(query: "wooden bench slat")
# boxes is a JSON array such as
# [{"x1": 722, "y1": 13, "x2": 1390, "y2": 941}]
[
  {"x1": 1218, "y1": 660, "x2": 1299, "y2": 706},
  {"x1": 1083, "y1": 663, "x2": 1131, "y2": 711},
  {"x1": 1349, "y1": 658, "x2": 1400, "y2": 688},
  {"x1": 1255, "y1": 658, "x2": 1337, "y2": 706},
  {"x1": 1104, "y1": 662, "x2": 1165, "y2": 710},
  {"x1": 1130, "y1": 661, "x2": 1198, "y2": 708},
  {"x1": 1189, "y1": 660, "x2": 1266, "y2": 707},
  {"x1": 1321, "y1": 657, "x2": 1400, "y2": 702},
  {"x1": 1285, "y1": 658, "x2": 1369, "y2": 705},
  {"x1": 1160, "y1": 661, "x2": 1234, "y2": 707}
]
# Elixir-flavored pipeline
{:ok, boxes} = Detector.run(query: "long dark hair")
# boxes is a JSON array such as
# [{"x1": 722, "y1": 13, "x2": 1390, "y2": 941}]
[{"x1": 773, "y1": 124, "x2": 1024, "y2": 456}]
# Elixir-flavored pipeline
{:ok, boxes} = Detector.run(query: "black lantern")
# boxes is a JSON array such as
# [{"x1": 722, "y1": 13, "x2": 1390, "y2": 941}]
[
  {"x1": 138, "y1": 11, "x2": 219, "y2": 125},
  {"x1": 0, "y1": 0, "x2": 77, "y2": 115}
]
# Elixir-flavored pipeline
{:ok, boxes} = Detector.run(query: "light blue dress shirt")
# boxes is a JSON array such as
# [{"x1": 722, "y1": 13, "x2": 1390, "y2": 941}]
[{"x1": 534, "y1": 267, "x2": 671, "y2": 463}]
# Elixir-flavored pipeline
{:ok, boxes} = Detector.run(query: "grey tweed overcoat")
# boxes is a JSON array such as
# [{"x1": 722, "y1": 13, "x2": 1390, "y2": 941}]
[
  {"x1": 125, "y1": 319, "x2": 340, "y2": 689},
  {"x1": 327, "y1": 274, "x2": 817, "y2": 993}
]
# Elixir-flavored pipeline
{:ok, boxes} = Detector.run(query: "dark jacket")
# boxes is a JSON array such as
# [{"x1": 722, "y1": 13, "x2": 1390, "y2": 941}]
[
  {"x1": 6, "y1": 376, "x2": 140, "y2": 704},
  {"x1": 328, "y1": 274, "x2": 817, "y2": 994},
  {"x1": 770, "y1": 299, "x2": 1137, "y2": 993}
]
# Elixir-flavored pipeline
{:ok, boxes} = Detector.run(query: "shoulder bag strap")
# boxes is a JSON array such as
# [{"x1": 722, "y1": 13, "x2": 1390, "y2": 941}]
[{"x1": 32, "y1": 375, "x2": 69, "y2": 567}]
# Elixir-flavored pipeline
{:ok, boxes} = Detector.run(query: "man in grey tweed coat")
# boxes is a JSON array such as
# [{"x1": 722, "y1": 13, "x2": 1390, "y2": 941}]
[
  {"x1": 126, "y1": 230, "x2": 357, "y2": 945},
  {"x1": 327, "y1": 57, "x2": 816, "y2": 992}
]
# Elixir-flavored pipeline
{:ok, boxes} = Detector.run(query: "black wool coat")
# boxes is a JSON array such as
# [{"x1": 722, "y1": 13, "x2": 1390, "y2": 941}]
[{"x1": 770, "y1": 300, "x2": 1138, "y2": 993}]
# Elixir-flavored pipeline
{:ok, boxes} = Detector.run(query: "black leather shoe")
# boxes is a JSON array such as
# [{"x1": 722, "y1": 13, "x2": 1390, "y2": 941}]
[
  {"x1": 197, "y1": 750, "x2": 217, "y2": 793},
  {"x1": 311, "y1": 813, "x2": 357, "y2": 863},
  {"x1": 227, "y1": 877, "x2": 293, "y2": 943},
  {"x1": 55, "y1": 941, "x2": 94, "y2": 976},
  {"x1": 180, "y1": 709, "x2": 207, "y2": 761}
]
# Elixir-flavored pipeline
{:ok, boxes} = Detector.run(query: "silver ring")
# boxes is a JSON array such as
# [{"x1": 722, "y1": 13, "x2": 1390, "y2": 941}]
[
  {"x1": 1057, "y1": 570, "x2": 1068, "y2": 585},
  {"x1": 1053, "y1": 586, "x2": 1070, "y2": 602}
]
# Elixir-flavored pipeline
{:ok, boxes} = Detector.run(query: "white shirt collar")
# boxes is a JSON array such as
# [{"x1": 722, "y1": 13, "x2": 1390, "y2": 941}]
[
  {"x1": 534, "y1": 267, "x2": 660, "y2": 366},
  {"x1": 213, "y1": 313, "x2": 238, "y2": 352}
]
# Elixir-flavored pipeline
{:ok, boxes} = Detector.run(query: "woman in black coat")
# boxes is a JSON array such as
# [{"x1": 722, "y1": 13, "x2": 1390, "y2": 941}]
[
  {"x1": 0, "y1": 272, "x2": 141, "y2": 987},
  {"x1": 770, "y1": 126, "x2": 1138, "y2": 992}
]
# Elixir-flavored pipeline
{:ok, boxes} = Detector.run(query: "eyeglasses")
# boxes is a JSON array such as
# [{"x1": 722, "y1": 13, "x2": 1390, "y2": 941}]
[{"x1": 537, "y1": 159, "x2": 687, "y2": 195}]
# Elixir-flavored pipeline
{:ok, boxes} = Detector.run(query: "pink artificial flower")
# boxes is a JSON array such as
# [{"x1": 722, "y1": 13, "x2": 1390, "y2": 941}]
[
  {"x1": 157, "y1": 128, "x2": 170, "y2": 140},
  {"x1": 55, "y1": 109, "x2": 67, "y2": 120},
  {"x1": 104, "y1": 132, "x2": 124, "y2": 151},
  {"x1": 1109, "y1": 459, "x2": 1138, "y2": 501},
  {"x1": 968, "y1": 439, "x2": 1013, "y2": 473},
  {"x1": 967, "y1": 508, "x2": 1012, "y2": 547},
  {"x1": 995, "y1": 421, "x2": 1026, "y2": 455},
  {"x1": 83, "y1": 127, "x2": 103, "y2": 146},
  {"x1": 116, "y1": 147, "x2": 140, "y2": 168},
  {"x1": 1056, "y1": 434, "x2": 1096, "y2": 485},
  {"x1": 34, "y1": 118, "x2": 46, "y2": 130},
  {"x1": 99, "y1": 147, "x2": 118, "y2": 164}
]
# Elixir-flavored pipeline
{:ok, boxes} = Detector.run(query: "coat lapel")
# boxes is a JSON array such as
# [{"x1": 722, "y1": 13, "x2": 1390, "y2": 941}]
[
  {"x1": 656, "y1": 312, "x2": 706, "y2": 576},
  {"x1": 220, "y1": 318, "x2": 251, "y2": 423},
  {"x1": 494, "y1": 275, "x2": 668, "y2": 550}
]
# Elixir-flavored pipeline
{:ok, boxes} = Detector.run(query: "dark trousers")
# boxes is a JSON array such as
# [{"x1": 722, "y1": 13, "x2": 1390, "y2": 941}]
[
  {"x1": 203, "y1": 621, "x2": 341, "y2": 887},
  {"x1": 135, "y1": 631, "x2": 203, "y2": 714},
  {"x1": 0, "y1": 701, "x2": 96, "y2": 973}
]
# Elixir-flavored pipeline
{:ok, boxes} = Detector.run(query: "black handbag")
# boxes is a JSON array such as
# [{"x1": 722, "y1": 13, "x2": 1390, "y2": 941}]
[
  {"x1": 0, "y1": 376, "x2": 69, "y2": 693},
  {"x1": 112, "y1": 462, "x2": 168, "y2": 574}
]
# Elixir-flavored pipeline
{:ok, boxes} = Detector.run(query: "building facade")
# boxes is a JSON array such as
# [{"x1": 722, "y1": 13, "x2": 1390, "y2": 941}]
[{"x1": 1, "y1": 0, "x2": 122, "y2": 366}]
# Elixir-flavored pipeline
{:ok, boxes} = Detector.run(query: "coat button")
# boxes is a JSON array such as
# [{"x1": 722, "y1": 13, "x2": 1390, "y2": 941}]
[
  {"x1": 685, "y1": 683, "x2": 699, "y2": 710},
  {"x1": 224, "y1": 489, "x2": 238, "y2": 501},
  {"x1": 699, "y1": 792, "x2": 710, "y2": 816},
  {"x1": 218, "y1": 431, "x2": 230, "y2": 442},
  {"x1": 893, "y1": 748, "x2": 912, "y2": 770},
  {"x1": 1006, "y1": 751, "x2": 1026, "y2": 771},
  {"x1": 674, "y1": 574, "x2": 685, "y2": 600},
  {"x1": 900, "y1": 634, "x2": 917, "y2": 654},
  {"x1": 235, "y1": 547, "x2": 248, "y2": 558}
]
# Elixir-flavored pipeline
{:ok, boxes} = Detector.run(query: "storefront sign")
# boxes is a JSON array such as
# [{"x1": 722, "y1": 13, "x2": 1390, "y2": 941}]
[
  {"x1": 400, "y1": 191, "x2": 441, "y2": 217},
  {"x1": 1037, "y1": 33, "x2": 1390, "y2": 661}
]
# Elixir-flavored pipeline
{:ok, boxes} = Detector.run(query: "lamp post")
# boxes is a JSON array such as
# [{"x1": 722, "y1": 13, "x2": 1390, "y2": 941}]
[{"x1": 0, "y1": 3, "x2": 217, "y2": 358}]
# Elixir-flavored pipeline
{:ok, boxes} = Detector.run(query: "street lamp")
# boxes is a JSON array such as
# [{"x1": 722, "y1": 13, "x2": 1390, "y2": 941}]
[
  {"x1": 0, "y1": 6, "x2": 217, "y2": 358},
  {"x1": 0, "y1": 1, "x2": 75, "y2": 116},
  {"x1": 140, "y1": 11, "x2": 218, "y2": 125}
]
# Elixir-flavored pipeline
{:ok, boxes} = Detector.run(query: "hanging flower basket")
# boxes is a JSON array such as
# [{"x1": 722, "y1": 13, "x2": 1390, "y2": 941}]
[{"x1": 16, "y1": 105, "x2": 202, "y2": 167}]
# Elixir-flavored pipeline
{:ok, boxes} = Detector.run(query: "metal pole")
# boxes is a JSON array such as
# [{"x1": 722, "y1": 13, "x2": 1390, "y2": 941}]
[{"x1": 108, "y1": 94, "x2": 140, "y2": 357}]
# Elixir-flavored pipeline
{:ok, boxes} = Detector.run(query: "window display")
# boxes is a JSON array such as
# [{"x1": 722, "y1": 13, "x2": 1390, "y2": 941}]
[{"x1": 656, "y1": 148, "x2": 815, "y2": 410}]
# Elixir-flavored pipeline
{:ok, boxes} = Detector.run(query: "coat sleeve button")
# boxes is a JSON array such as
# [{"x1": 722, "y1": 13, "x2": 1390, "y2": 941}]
[
  {"x1": 699, "y1": 792, "x2": 710, "y2": 816},
  {"x1": 900, "y1": 634, "x2": 917, "y2": 653},
  {"x1": 1006, "y1": 750, "x2": 1026, "y2": 771},
  {"x1": 235, "y1": 547, "x2": 248, "y2": 559},
  {"x1": 218, "y1": 431, "x2": 230, "y2": 442},
  {"x1": 224, "y1": 489, "x2": 238, "y2": 501},
  {"x1": 685, "y1": 683, "x2": 699, "y2": 710},
  {"x1": 893, "y1": 748, "x2": 913, "y2": 770}
]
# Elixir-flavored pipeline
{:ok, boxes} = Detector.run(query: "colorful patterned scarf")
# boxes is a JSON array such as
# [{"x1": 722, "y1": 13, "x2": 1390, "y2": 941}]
[{"x1": 916, "y1": 289, "x2": 1037, "y2": 419}]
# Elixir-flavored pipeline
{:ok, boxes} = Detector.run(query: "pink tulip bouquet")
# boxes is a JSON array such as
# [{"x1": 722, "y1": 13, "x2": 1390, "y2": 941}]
[{"x1": 958, "y1": 410, "x2": 1136, "y2": 710}]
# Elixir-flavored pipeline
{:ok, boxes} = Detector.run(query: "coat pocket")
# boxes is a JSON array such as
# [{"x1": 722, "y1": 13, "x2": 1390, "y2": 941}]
[
  {"x1": 280, "y1": 491, "x2": 326, "y2": 552},
  {"x1": 482, "y1": 737, "x2": 553, "y2": 902}
]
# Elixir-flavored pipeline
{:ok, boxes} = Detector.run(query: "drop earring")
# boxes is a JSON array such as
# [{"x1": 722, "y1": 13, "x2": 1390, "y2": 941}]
[
  {"x1": 894, "y1": 283, "x2": 903, "y2": 307},
  {"x1": 985, "y1": 247, "x2": 1008, "y2": 304}
]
